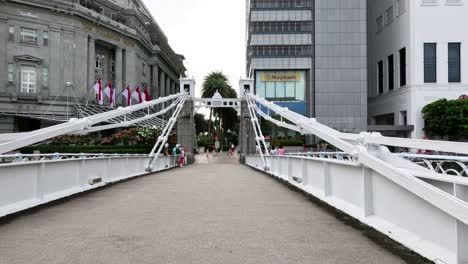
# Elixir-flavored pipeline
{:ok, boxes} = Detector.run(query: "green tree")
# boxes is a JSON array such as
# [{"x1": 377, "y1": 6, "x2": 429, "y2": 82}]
[
  {"x1": 201, "y1": 71, "x2": 239, "y2": 135},
  {"x1": 194, "y1": 113, "x2": 209, "y2": 135},
  {"x1": 422, "y1": 99, "x2": 468, "y2": 140}
]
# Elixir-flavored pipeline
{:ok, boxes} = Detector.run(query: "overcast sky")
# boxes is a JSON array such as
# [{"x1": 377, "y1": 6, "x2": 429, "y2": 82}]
[{"x1": 142, "y1": 0, "x2": 246, "y2": 98}]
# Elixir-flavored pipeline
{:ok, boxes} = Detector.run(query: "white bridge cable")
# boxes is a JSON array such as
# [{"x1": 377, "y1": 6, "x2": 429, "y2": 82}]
[
  {"x1": 246, "y1": 93, "x2": 468, "y2": 225},
  {"x1": 249, "y1": 92, "x2": 468, "y2": 155},
  {"x1": 251, "y1": 103, "x2": 303, "y2": 134},
  {"x1": 0, "y1": 93, "x2": 183, "y2": 154},
  {"x1": 146, "y1": 93, "x2": 189, "y2": 172},
  {"x1": 82, "y1": 97, "x2": 183, "y2": 133},
  {"x1": 245, "y1": 96, "x2": 269, "y2": 170}
]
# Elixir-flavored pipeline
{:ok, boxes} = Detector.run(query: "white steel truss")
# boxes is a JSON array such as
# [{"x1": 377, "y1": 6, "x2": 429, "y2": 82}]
[
  {"x1": 246, "y1": 92, "x2": 468, "y2": 225},
  {"x1": 3, "y1": 78, "x2": 468, "y2": 263},
  {"x1": 0, "y1": 93, "x2": 183, "y2": 154},
  {"x1": 146, "y1": 93, "x2": 189, "y2": 172},
  {"x1": 193, "y1": 98, "x2": 241, "y2": 111}
]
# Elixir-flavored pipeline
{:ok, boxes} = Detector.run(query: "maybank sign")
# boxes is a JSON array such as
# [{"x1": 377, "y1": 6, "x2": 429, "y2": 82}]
[{"x1": 260, "y1": 72, "x2": 302, "y2": 82}]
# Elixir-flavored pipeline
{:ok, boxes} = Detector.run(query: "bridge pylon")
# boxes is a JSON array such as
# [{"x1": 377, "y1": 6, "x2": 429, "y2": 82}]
[
  {"x1": 177, "y1": 78, "x2": 196, "y2": 164},
  {"x1": 239, "y1": 79, "x2": 256, "y2": 163}
]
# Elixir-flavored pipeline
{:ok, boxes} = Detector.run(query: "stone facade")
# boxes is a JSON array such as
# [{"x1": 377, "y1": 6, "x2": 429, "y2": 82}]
[{"x1": 0, "y1": 0, "x2": 186, "y2": 133}]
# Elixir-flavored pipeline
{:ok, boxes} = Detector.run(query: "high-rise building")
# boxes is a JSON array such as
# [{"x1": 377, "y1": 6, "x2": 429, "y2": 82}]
[
  {"x1": 0, "y1": 0, "x2": 186, "y2": 133},
  {"x1": 246, "y1": 0, "x2": 368, "y2": 136},
  {"x1": 368, "y1": 0, "x2": 468, "y2": 139}
]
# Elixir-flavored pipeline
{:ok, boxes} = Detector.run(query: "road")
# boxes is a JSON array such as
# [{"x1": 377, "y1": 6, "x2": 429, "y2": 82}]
[{"x1": 0, "y1": 154, "x2": 404, "y2": 264}]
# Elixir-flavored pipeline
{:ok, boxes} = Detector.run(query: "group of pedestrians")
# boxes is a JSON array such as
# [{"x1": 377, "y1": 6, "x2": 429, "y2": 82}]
[
  {"x1": 268, "y1": 146, "x2": 285, "y2": 156},
  {"x1": 164, "y1": 143, "x2": 186, "y2": 167},
  {"x1": 256, "y1": 144, "x2": 285, "y2": 156}
]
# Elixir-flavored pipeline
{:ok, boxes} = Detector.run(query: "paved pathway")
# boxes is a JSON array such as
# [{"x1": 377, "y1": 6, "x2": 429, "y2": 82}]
[{"x1": 0, "y1": 155, "x2": 404, "y2": 264}]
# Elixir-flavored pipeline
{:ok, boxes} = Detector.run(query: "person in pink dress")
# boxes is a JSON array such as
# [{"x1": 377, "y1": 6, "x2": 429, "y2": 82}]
[{"x1": 277, "y1": 146, "x2": 285, "y2": 156}]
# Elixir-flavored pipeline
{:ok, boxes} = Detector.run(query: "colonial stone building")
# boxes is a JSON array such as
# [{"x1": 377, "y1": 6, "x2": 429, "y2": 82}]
[{"x1": 0, "y1": 0, "x2": 186, "y2": 132}]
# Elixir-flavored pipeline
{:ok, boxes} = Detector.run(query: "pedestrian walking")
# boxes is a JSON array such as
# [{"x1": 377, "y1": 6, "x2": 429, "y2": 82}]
[
  {"x1": 173, "y1": 144, "x2": 182, "y2": 166},
  {"x1": 269, "y1": 146, "x2": 277, "y2": 155},
  {"x1": 277, "y1": 146, "x2": 285, "y2": 156},
  {"x1": 229, "y1": 143, "x2": 235, "y2": 156},
  {"x1": 164, "y1": 143, "x2": 169, "y2": 156},
  {"x1": 179, "y1": 146, "x2": 186, "y2": 166}
]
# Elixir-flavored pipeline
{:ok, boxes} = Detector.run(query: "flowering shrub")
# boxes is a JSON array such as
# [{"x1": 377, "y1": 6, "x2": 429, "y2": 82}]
[
  {"x1": 51, "y1": 127, "x2": 161, "y2": 146},
  {"x1": 51, "y1": 133, "x2": 98, "y2": 145},
  {"x1": 100, "y1": 127, "x2": 161, "y2": 146},
  {"x1": 137, "y1": 126, "x2": 161, "y2": 145}
]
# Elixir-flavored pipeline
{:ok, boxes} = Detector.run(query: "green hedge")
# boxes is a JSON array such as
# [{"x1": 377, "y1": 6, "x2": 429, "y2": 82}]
[
  {"x1": 422, "y1": 98, "x2": 468, "y2": 140},
  {"x1": 18, "y1": 145, "x2": 153, "y2": 154}
]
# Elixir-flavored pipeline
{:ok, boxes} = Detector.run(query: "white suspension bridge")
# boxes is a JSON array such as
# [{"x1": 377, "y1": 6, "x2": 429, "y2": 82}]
[{"x1": 1, "y1": 78, "x2": 468, "y2": 264}]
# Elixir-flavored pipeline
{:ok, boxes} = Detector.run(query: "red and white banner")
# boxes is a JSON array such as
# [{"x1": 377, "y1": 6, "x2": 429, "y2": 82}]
[
  {"x1": 93, "y1": 79, "x2": 103, "y2": 105},
  {"x1": 104, "y1": 81, "x2": 115, "y2": 108},
  {"x1": 142, "y1": 87, "x2": 152, "y2": 102},
  {"x1": 132, "y1": 87, "x2": 143, "y2": 104},
  {"x1": 122, "y1": 84, "x2": 132, "y2": 106}
]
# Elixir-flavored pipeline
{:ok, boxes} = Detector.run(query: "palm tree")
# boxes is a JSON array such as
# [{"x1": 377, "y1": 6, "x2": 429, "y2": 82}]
[{"x1": 202, "y1": 72, "x2": 238, "y2": 135}]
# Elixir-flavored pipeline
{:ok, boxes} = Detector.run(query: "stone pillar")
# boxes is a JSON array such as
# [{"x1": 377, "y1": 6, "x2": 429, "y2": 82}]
[
  {"x1": 114, "y1": 47, "x2": 123, "y2": 92},
  {"x1": 171, "y1": 81, "x2": 177, "y2": 94},
  {"x1": 125, "y1": 49, "x2": 137, "y2": 88},
  {"x1": 87, "y1": 37, "x2": 95, "y2": 86},
  {"x1": 166, "y1": 76, "x2": 171, "y2": 96},
  {"x1": 239, "y1": 100, "x2": 256, "y2": 163},
  {"x1": 171, "y1": 80, "x2": 177, "y2": 115},
  {"x1": 159, "y1": 71, "x2": 166, "y2": 111},
  {"x1": 175, "y1": 81, "x2": 180, "y2": 94},
  {"x1": 159, "y1": 71, "x2": 166, "y2": 97},
  {"x1": 166, "y1": 77, "x2": 172, "y2": 117},
  {"x1": 151, "y1": 65, "x2": 159, "y2": 99},
  {"x1": 177, "y1": 99, "x2": 196, "y2": 164}
]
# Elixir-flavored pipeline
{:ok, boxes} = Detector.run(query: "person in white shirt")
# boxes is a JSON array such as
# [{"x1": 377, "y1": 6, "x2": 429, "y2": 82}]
[{"x1": 269, "y1": 146, "x2": 277, "y2": 155}]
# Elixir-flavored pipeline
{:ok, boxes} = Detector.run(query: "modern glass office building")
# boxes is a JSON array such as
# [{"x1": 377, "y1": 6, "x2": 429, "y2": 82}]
[{"x1": 246, "y1": 0, "x2": 368, "y2": 134}]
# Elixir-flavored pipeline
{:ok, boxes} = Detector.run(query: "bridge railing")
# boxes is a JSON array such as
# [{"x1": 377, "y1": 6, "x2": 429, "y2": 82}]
[
  {"x1": 286, "y1": 152, "x2": 468, "y2": 177},
  {"x1": 0, "y1": 155, "x2": 176, "y2": 218},
  {"x1": 397, "y1": 153, "x2": 468, "y2": 177},
  {"x1": 0, "y1": 153, "x2": 148, "y2": 164},
  {"x1": 246, "y1": 154, "x2": 468, "y2": 264}
]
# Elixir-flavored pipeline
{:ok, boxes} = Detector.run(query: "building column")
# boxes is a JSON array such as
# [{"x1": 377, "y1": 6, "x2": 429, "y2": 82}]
[
  {"x1": 171, "y1": 81, "x2": 176, "y2": 95},
  {"x1": 167, "y1": 78, "x2": 173, "y2": 116},
  {"x1": 87, "y1": 37, "x2": 95, "y2": 87},
  {"x1": 159, "y1": 71, "x2": 166, "y2": 110},
  {"x1": 125, "y1": 49, "x2": 137, "y2": 88},
  {"x1": 166, "y1": 76, "x2": 171, "y2": 96},
  {"x1": 175, "y1": 81, "x2": 180, "y2": 94},
  {"x1": 151, "y1": 65, "x2": 159, "y2": 98},
  {"x1": 115, "y1": 47, "x2": 123, "y2": 92},
  {"x1": 159, "y1": 71, "x2": 166, "y2": 97}
]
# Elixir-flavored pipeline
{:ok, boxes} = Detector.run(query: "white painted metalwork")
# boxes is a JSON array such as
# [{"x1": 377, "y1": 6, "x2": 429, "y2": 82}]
[
  {"x1": 287, "y1": 152, "x2": 353, "y2": 161},
  {"x1": 0, "y1": 155, "x2": 176, "y2": 218},
  {"x1": 146, "y1": 93, "x2": 188, "y2": 172},
  {"x1": 245, "y1": 92, "x2": 468, "y2": 264},
  {"x1": 3, "y1": 78, "x2": 468, "y2": 264},
  {"x1": 0, "y1": 153, "x2": 148, "y2": 164},
  {"x1": 288, "y1": 152, "x2": 468, "y2": 177},
  {"x1": 0, "y1": 93, "x2": 183, "y2": 154},
  {"x1": 399, "y1": 153, "x2": 468, "y2": 177},
  {"x1": 193, "y1": 98, "x2": 241, "y2": 111},
  {"x1": 245, "y1": 95, "x2": 269, "y2": 170},
  {"x1": 245, "y1": 154, "x2": 468, "y2": 264}
]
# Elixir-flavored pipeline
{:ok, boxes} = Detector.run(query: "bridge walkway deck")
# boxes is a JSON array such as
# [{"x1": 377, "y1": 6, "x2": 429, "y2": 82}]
[{"x1": 0, "y1": 154, "x2": 404, "y2": 264}]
